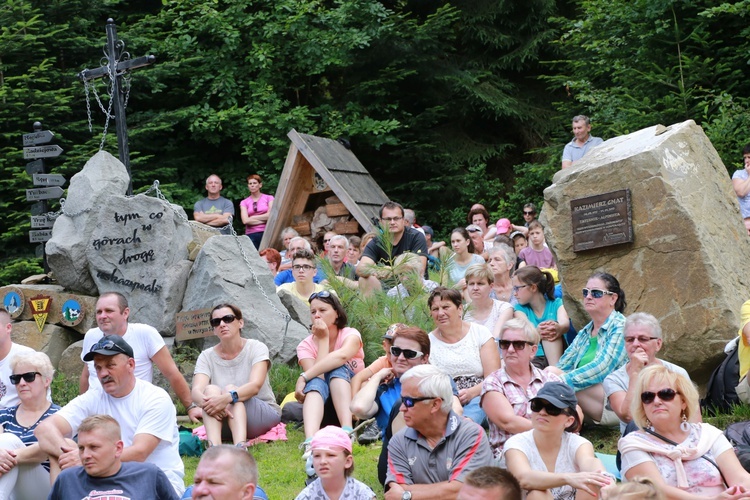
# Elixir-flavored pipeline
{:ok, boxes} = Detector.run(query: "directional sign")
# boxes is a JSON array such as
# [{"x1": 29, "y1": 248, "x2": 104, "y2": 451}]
[
  {"x1": 30, "y1": 216, "x2": 54, "y2": 229},
  {"x1": 30, "y1": 202, "x2": 45, "y2": 216},
  {"x1": 22, "y1": 131, "x2": 55, "y2": 146},
  {"x1": 32, "y1": 174, "x2": 66, "y2": 187},
  {"x1": 25, "y1": 160, "x2": 44, "y2": 175},
  {"x1": 29, "y1": 230, "x2": 52, "y2": 243},
  {"x1": 23, "y1": 145, "x2": 63, "y2": 160},
  {"x1": 26, "y1": 187, "x2": 63, "y2": 201}
]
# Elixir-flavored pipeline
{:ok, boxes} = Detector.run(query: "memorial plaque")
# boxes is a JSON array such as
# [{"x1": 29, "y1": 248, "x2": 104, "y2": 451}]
[
  {"x1": 571, "y1": 189, "x2": 633, "y2": 252},
  {"x1": 175, "y1": 308, "x2": 214, "y2": 341}
]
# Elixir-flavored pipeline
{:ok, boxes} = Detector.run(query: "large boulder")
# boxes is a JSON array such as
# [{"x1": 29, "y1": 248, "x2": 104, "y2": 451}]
[
  {"x1": 182, "y1": 235, "x2": 309, "y2": 363},
  {"x1": 86, "y1": 194, "x2": 193, "y2": 335},
  {"x1": 11, "y1": 321, "x2": 78, "y2": 369},
  {"x1": 57, "y1": 340, "x2": 84, "y2": 381},
  {"x1": 46, "y1": 151, "x2": 130, "y2": 294},
  {"x1": 543, "y1": 120, "x2": 750, "y2": 381}
]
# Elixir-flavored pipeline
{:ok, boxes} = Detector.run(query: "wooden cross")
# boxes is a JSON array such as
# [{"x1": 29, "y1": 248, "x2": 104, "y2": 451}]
[{"x1": 79, "y1": 18, "x2": 155, "y2": 195}]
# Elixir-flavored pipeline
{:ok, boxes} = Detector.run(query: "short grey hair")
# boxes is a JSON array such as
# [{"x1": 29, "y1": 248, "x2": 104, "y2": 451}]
[
  {"x1": 488, "y1": 244, "x2": 516, "y2": 268},
  {"x1": 624, "y1": 312, "x2": 662, "y2": 339},
  {"x1": 499, "y1": 317, "x2": 540, "y2": 345},
  {"x1": 404, "y1": 209, "x2": 416, "y2": 225},
  {"x1": 329, "y1": 235, "x2": 349, "y2": 248},
  {"x1": 288, "y1": 236, "x2": 311, "y2": 251},
  {"x1": 401, "y1": 365, "x2": 453, "y2": 413},
  {"x1": 281, "y1": 227, "x2": 299, "y2": 239},
  {"x1": 11, "y1": 351, "x2": 54, "y2": 382},
  {"x1": 572, "y1": 115, "x2": 591, "y2": 126}
]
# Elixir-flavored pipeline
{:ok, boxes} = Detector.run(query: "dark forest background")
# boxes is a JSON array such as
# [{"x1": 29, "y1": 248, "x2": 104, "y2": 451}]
[{"x1": 1, "y1": 0, "x2": 749, "y2": 285}]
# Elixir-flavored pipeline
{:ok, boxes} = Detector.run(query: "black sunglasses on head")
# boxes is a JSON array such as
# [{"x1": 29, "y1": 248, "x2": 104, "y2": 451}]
[
  {"x1": 308, "y1": 291, "x2": 332, "y2": 303},
  {"x1": 210, "y1": 314, "x2": 237, "y2": 328},
  {"x1": 89, "y1": 339, "x2": 129, "y2": 356},
  {"x1": 10, "y1": 372, "x2": 41, "y2": 385},
  {"x1": 640, "y1": 388, "x2": 677, "y2": 405}
]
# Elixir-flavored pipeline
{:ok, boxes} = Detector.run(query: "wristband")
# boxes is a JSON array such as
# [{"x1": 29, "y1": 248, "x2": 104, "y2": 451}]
[
  {"x1": 300, "y1": 372, "x2": 309, "y2": 382},
  {"x1": 187, "y1": 402, "x2": 199, "y2": 411}
]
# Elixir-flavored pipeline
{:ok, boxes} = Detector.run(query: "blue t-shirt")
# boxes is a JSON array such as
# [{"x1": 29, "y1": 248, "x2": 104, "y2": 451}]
[
  {"x1": 0, "y1": 403, "x2": 60, "y2": 472},
  {"x1": 514, "y1": 297, "x2": 563, "y2": 357}
]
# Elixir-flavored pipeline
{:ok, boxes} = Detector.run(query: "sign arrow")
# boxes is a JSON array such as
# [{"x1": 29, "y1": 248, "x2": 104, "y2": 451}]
[
  {"x1": 26, "y1": 187, "x2": 63, "y2": 201},
  {"x1": 29, "y1": 230, "x2": 53, "y2": 243},
  {"x1": 30, "y1": 216, "x2": 54, "y2": 229},
  {"x1": 22, "y1": 131, "x2": 55, "y2": 146},
  {"x1": 32, "y1": 173, "x2": 66, "y2": 187},
  {"x1": 25, "y1": 160, "x2": 44, "y2": 176},
  {"x1": 23, "y1": 145, "x2": 63, "y2": 160}
]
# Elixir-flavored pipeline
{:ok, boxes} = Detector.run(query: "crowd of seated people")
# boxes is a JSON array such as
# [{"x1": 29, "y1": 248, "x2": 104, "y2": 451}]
[{"x1": 2, "y1": 194, "x2": 743, "y2": 500}]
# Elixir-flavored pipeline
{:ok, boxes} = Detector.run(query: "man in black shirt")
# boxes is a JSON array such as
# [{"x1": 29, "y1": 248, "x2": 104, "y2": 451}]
[{"x1": 356, "y1": 201, "x2": 428, "y2": 294}]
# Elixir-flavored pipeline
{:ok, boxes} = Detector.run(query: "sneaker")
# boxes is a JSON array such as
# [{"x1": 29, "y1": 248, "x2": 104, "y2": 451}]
[
  {"x1": 357, "y1": 421, "x2": 381, "y2": 445},
  {"x1": 300, "y1": 439, "x2": 312, "y2": 460}
]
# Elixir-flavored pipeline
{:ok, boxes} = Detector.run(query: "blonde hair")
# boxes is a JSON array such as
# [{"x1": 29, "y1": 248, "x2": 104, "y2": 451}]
[
  {"x1": 603, "y1": 477, "x2": 664, "y2": 499},
  {"x1": 499, "y1": 317, "x2": 540, "y2": 345},
  {"x1": 464, "y1": 263, "x2": 494, "y2": 284},
  {"x1": 630, "y1": 365, "x2": 699, "y2": 429}
]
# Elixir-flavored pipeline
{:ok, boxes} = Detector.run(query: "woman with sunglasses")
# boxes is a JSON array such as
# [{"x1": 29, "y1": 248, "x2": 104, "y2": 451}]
[
  {"x1": 463, "y1": 263, "x2": 513, "y2": 339},
  {"x1": 295, "y1": 291, "x2": 365, "y2": 458},
  {"x1": 192, "y1": 304, "x2": 281, "y2": 448},
  {"x1": 546, "y1": 272, "x2": 627, "y2": 425},
  {"x1": 619, "y1": 365, "x2": 750, "y2": 498},
  {"x1": 0, "y1": 352, "x2": 60, "y2": 499},
  {"x1": 505, "y1": 381, "x2": 612, "y2": 500},
  {"x1": 481, "y1": 319, "x2": 563, "y2": 467},
  {"x1": 512, "y1": 266, "x2": 569, "y2": 367},
  {"x1": 239, "y1": 174, "x2": 274, "y2": 249},
  {"x1": 428, "y1": 287, "x2": 501, "y2": 424}
]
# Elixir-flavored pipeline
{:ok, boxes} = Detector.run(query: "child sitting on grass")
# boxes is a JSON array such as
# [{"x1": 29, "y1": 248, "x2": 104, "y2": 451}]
[{"x1": 295, "y1": 426, "x2": 375, "y2": 500}]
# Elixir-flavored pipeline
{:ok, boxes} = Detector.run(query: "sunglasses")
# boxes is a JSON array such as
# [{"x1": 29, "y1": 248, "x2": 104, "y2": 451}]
[
  {"x1": 308, "y1": 291, "x2": 332, "y2": 302},
  {"x1": 530, "y1": 399, "x2": 566, "y2": 416},
  {"x1": 641, "y1": 388, "x2": 677, "y2": 405},
  {"x1": 252, "y1": 201, "x2": 258, "y2": 211},
  {"x1": 402, "y1": 396, "x2": 435, "y2": 408},
  {"x1": 498, "y1": 340, "x2": 533, "y2": 351},
  {"x1": 390, "y1": 346, "x2": 424, "y2": 359},
  {"x1": 625, "y1": 336, "x2": 659, "y2": 344},
  {"x1": 9, "y1": 372, "x2": 41, "y2": 385},
  {"x1": 582, "y1": 288, "x2": 614, "y2": 299},
  {"x1": 89, "y1": 339, "x2": 129, "y2": 356},
  {"x1": 210, "y1": 314, "x2": 237, "y2": 327},
  {"x1": 523, "y1": 211, "x2": 535, "y2": 215}
]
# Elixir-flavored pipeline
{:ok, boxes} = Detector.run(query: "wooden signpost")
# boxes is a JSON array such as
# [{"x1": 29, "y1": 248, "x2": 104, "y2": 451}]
[{"x1": 21, "y1": 122, "x2": 65, "y2": 268}]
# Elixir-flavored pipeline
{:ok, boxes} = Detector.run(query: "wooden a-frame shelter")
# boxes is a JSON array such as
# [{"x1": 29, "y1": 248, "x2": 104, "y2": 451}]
[{"x1": 260, "y1": 129, "x2": 389, "y2": 250}]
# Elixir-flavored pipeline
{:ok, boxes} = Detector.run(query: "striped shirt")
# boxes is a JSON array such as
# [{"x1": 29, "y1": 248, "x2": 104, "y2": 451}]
[
  {"x1": 0, "y1": 403, "x2": 61, "y2": 471},
  {"x1": 557, "y1": 310, "x2": 627, "y2": 391}
]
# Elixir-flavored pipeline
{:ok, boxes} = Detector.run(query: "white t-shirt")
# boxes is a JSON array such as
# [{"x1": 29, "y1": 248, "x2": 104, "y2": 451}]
[
  {"x1": 57, "y1": 378, "x2": 184, "y2": 495},
  {"x1": 82, "y1": 323, "x2": 166, "y2": 390},
  {"x1": 0, "y1": 343, "x2": 39, "y2": 408},
  {"x1": 429, "y1": 323, "x2": 494, "y2": 379},
  {"x1": 505, "y1": 430, "x2": 590, "y2": 500}
]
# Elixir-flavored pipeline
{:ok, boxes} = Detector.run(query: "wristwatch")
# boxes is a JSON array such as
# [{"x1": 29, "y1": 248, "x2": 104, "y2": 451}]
[
  {"x1": 401, "y1": 491, "x2": 412, "y2": 500},
  {"x1": 229, "y1": 390, "x2": 239, "y2": 404}
]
